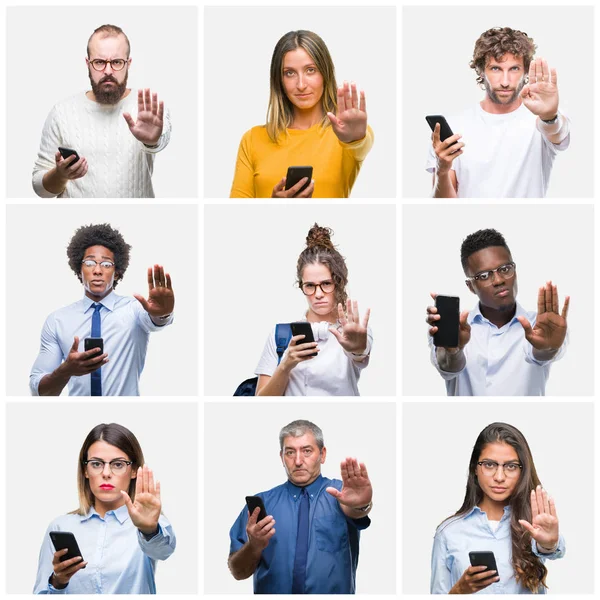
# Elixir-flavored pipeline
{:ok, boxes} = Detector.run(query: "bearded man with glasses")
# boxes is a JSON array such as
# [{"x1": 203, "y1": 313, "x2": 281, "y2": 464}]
[
  {"x1": 30, "y1": 223, "x2": 174, "y2": 396},
  {"x1": 425, "y1": 228, "x2": 569, "y2": 395},
  {"x1": 32, "y1": 24, "x2": 171, "y2": 198}
]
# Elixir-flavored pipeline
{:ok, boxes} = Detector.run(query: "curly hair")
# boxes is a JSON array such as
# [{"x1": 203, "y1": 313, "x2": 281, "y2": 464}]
[
  {"x1": 470, "y1": 27, "x2": 536, "y2": 86},
  {"x1": 460, "y1": 228, "x2": 511, "y2": 270},
  {"x1": 296, "y1": 223, "x2": 348, "y2": 306},
  {"x1": 67, "y1": 223, "x2": 131, "y2": 288},
  {"x1": 440, "y1": 423, "x2": 549, "y2": 593}
]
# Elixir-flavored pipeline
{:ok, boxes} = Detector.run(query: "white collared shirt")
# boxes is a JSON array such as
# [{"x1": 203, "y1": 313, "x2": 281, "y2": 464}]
[{"x1": 429, "y1": 303, "x2": 566, "y2": 396}]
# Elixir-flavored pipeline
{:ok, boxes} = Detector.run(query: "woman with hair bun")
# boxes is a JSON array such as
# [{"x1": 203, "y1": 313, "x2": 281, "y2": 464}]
[
  {"x1": 33, "y1": 423, "x2": 175, "y2": 594},
  {"x1": 255, "y1": 224, "x2": 371, "y2": 396},
  {"x1": 431, "y1": 422, "x2": 564, "y2": 594},
  {"x1": 230, "y1": 30, "x2": 373, "y2": 198}
]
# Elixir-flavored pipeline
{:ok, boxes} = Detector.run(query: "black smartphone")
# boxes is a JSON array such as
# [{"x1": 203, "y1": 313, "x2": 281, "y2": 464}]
[
  {"x1": 245, "y1": 496, "x2": 267, "y2": 521},
  {"x1": 84, "y1": 337, "x2": 104, "y2": 354},
  {"x1": 433, "y1": 295, "x2": 460, "y2": 348},
  {"x1": 290, "y1": 322, "x2": 318, "y2": 357},
  {"x1": 58, "y1": 146, "x2": 81, "y2": 165},
  {"x1": 425, "y1": 115, "x2": 454, "y2": 142},
  {"x1": 285, "y1": 166, "x2": 313, "y2": 195},
  {"x1": 469, "y1": 551, "x2": 498, "y2": 578},
  {"x1": 49, "y1": 531, "x2": 85, "y2": 567}
]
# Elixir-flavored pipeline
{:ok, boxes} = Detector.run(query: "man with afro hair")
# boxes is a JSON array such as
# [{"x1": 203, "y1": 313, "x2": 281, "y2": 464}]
[
  {"x1": 427, "y1": 27, "x2": 570, "y2": 198},
  {"x1": 425, "y1": 228, "x2": 569, "y2": 395},
  {"x1": 30, "y1": 223, "x2": 174, "y2": 396}
]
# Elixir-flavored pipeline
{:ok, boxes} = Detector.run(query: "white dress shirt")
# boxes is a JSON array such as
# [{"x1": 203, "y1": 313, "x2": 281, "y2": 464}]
[{"x1": 429, "y1": 303, "x2": 566, "y2": 396}]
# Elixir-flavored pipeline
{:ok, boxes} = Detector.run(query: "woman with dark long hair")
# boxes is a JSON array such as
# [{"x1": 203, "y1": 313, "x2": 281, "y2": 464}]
[
  {"x1": 255, "y1": 223, "x2": 371, "y2": 396},
  {"x1": 33, "y1": 423, "x2": 175, "y2": 594},
  {"x1": 431, "y1": 423, "x2": 564, "y2": 594},
  {"x1": 230, "y1": 30, "x2": 373, "y2": 198}
]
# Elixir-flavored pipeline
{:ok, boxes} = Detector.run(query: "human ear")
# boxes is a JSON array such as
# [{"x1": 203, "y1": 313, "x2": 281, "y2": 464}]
[
  {"x1": 465, "y1": 280, "x2": 475, "y2": 295},
  {"x1": 320, "y1": 447, "x2": 327, "y2": 465}
]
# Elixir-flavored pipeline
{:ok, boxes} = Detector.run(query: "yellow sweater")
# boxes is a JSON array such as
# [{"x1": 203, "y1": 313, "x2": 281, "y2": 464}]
[{"x1": 230, "y1": 123, "x2": 374, "y2": 198}]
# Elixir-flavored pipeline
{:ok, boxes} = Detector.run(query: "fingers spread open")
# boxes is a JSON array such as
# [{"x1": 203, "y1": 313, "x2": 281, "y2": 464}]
[{"x1": 561, "y1": 295, "x2": 570, "y2": 319}]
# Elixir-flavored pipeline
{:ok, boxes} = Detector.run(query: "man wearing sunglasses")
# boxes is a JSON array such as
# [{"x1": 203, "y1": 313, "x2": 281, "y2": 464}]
[
  {"x1": 32, "y1": 24, "x2": 170, "y2": 198},
  {"x1": 29, "y1": 223, "x2": 174, "y2": 396},
  {"x1": 425, "y1": 229, "x2": 569, "y2": 395}
]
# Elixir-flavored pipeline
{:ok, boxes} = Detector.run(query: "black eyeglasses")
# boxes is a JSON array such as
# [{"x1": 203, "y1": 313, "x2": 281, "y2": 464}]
[
  {"x1": 83, "y1": 459, "x2": 133, "y2": 474},
  {"x1": 300, "y1": 280, "x2": 335, "y2": 296},
  {"x1": 466, "y1": 262, "x2": 516, "y2": 286},
  {"x1": 477, "y1": 460, "x2": 522, "y2": 477},
  {"x1": 89, "y1": 58, "x2": 128, "y2": 72}
]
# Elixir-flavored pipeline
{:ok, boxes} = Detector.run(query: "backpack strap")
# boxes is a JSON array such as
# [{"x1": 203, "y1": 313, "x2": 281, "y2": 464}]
[{"x1": 275, "y1": 323, "x2": 292, "y2": 365}]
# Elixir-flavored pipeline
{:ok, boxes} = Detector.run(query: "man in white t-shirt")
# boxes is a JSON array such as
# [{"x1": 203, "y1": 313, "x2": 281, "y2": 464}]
[
  {"x1": 32, "y1": 24, "x2": 171, "y2": 198},
  {"x1": 426, "y1": 27, "x2": 570, "y2": 198}
]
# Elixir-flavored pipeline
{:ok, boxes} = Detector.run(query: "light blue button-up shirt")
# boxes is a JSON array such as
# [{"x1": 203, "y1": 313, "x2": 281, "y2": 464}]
[
  {"x1": 30, "y1": 291, "x2": 173, "y2": 396},
  {"x1": 429, "y1": 303, "x2": 566, "y2": 396},
  {"x1": 431, "y1": 505, "x2": 565, "y2": 594},
  {"x1": 34, "y1": 504, "x2": 176, "y2": 594},
  {"x1": 229, "y1": 475, "x2": 370, "y2": 593}
]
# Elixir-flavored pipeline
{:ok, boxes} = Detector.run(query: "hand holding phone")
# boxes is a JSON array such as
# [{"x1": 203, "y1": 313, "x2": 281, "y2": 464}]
[
  {"x1": 271, "y1": 166, "x2": 314, "y2": 198},
  {"x1": 49, "y1": 531, "x2": 88, "y2": 589},
  {"x1": 62, "y1": 336, "x2": 108, "y2": 377},
  {"x1": 245, "y1": 496, "x2": 275, "y2": 550},
  {"x1": 427, "y1": 293, "x2": 471, "y2": 350},
  {"x1": 426, "y1": 115, "x2": 464, "y2": 172},
  {"x1": 55, "y1": 147, "x2": 88, "y2": 180}
]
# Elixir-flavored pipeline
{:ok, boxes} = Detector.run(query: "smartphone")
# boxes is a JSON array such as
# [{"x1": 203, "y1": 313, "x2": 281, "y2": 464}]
[
  {"x1": 433, "y1": 295, "x2": 460, "y2": 348},
  {"x1": 290, "y1": 322, "x2": 318, "y2": 357},
  {"x1": 49, "y1": 531, "x2": 85, "y2": 567},
  {"x1": 84, "y1": 337, "x2": 104, "y2": 354},
  {"x1": 58, "y1": 146, "x2": 81, "y2": 165},
  {"x1": 469, "y1": 551, "x2": 498, "y2": 578},
  {"x1": 285, "y1": 166, "x2": 313, "y2": 195},
  {"x1": 425, "y1": 115, "x2": 454, "y2": 142},
  {"x1": 245, "y1": 496, "x2": 267, "y2": 521}
]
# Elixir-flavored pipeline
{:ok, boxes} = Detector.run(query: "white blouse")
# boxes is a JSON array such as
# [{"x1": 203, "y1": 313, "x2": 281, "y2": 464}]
[{"x1": 255, "y1": 319, "x2": 372, "y2": 396}]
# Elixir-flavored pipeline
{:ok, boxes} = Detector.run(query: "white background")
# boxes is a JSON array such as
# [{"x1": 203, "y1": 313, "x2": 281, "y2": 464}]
[
  {"x1": 402, "y1": 5, "x2": 594, "y2": 199},
  {"x1": 402, "y1": 402, "x2": 594, "y2": 594},
  {"x1": 204, "y1": 203, "x2": 396, "y2": 396},
  {"x1": 5, "y1": 204, "x2": 199, "y2": 396},
  {"x1": 203, "y1": 5, "x2": 397, "y2": 198},
  {"x1": 5, "y1": 401, "x2": 198, "y2": 594},
  {"x1": 6, "y1": 6, "x2": 198, "y2": 198},
  {"x1": 402, "y1": 203, "x2": 594, "y2": 396},
  {"x1": 204, "y1": 401, "x2": 396, "y2": 594}
]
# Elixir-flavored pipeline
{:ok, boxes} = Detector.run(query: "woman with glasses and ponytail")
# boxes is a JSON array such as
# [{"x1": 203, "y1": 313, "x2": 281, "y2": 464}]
[
  {"x1": 33, "y1": 423, "x2": 175, "y2": 594},
  {"x1": 255, "y1": 223, "x2": 372, "y2": 396},
  {"x1": 431, "y1": 422, "x2": 564, "y2": 594}
]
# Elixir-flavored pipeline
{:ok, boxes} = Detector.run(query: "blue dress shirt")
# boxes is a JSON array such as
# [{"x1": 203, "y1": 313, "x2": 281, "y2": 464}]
[
  {"x1": 229, "y1": 474, "x2": 370, "y2": 594},
  {"x1": 30, "y1": 291, "x2": 173, "y2": 396},
  {"x1": 429, "y1": 303, "x2": 567, "y2": 396},
  {"x1": 34, "y1": 504, "x2": 176, "y2": 594},
  {"x1": 431, "y1": 505, "x2": 565, "y2": 594}
]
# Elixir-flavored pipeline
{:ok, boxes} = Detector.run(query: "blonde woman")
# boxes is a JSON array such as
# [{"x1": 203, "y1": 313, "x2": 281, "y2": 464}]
[
  {"x1": 230, "y1": 30, "x2": 374, "y2": 198},
  {"x1": 33, "y1": 423, "x2": 175, "y2": 594}
]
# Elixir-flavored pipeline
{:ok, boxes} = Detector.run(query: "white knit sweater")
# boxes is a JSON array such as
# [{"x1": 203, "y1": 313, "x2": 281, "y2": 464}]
[{"x1": 32, "y1": 92, "x2": 171, "y2": 198}]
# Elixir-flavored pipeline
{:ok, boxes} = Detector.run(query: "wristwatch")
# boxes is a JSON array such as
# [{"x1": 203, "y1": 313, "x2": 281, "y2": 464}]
[
  {"x1": 354, "y1": 501, "x2": 372, "y2": 513},
  {"x1": 541, "y1": 114, "x2": 558, "y2": 124}
]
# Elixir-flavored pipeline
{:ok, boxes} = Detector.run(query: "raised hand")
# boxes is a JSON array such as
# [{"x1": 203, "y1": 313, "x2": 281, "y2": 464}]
[
  {"x1": 122, "y1": 464, "x2": 161, "y2": 535},
  {"x1": 123, "y1": 89, "x2": 165, "y2": 146},
  {"x1": 426, "y1": 292, "x2": 471, "y2": 350},
  {"x1": 518, "y1": 485, "x2": 559, "y2": 550},
  {"x1": 327, "y1": 81, "x2": 367, "y2": 143},
  {"x1": 517, "y1": 281, "x2": 569, "y2": 350},
  {"x1": 326, "y1": 458, "x2": 372, "y2": 508},
  {"x1": 520, "y1": 58, "x2": 559, "y2": 121},
  {"x1": 134, "y1": 265, "x2": 174, "y2": 317},
  {"x1": 329, "y1": 300, "x2": 370, "y2": 354}
]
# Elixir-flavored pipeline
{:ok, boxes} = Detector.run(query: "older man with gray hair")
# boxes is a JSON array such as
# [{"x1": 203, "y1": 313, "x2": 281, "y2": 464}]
[{"x1": 228, "y1": 419, "x2": 373, "y2": 594}]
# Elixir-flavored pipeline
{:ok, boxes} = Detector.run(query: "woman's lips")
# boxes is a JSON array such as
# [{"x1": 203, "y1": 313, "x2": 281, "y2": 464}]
[{"x1": 99, "y1": 484, "x2": 115, "y2": 490}]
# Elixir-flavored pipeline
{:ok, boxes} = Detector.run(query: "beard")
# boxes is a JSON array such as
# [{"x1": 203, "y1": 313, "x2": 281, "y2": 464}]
[
  {"x1": 483, "y1": 75, "x2": 525, "y2": 105},
  {"x1": 89, "y1": 71, "x2": 128, "y2": 105}
]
